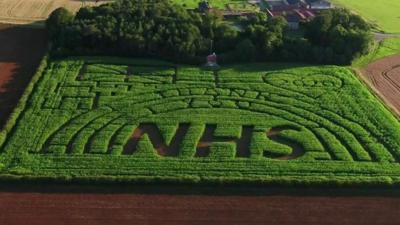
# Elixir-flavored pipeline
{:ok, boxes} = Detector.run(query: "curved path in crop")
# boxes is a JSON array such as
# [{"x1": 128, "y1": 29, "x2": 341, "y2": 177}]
[{"x1": 361, "y1": 54, "x2": 400, "y2": 115}]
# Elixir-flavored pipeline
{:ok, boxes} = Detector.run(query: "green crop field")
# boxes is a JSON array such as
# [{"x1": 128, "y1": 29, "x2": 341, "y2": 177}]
[
  {"x1": 1, "y1": 56, "x2": 400, "y2": 185},
  {"x1": 353, "y1": 38, "x2": 400, "y2": 67},
  {"x1": 332, "y1": 0, "x2": 400, "y2": 34}
]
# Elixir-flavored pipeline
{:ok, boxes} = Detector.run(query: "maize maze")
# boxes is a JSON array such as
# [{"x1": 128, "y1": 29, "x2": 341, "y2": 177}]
[{"x1": 1, "y1": 57, "x2": 400, "y2": 185}]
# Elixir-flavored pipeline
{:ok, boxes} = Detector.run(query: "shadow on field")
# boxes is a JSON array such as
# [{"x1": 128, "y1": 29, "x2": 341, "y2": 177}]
[
  {"x1": 220, "y1": 62, "x2": 313, "y2": 73},
  {"x1": 0, "y1": 23, "x2": 48, "y2": 130},
  {"x1": 1, "y1": 180, "x2": 400, "y2": 197}
]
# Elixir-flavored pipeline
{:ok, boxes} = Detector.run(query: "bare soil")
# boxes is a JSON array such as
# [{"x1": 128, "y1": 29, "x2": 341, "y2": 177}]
[
  {"x1": 361, "y1": 54, "x2": 400, "y2": 115},
  {"x1": 0, "y1": 23, "x2": 47, "y2": 129},
  {"x1": 0, "y1": 192, "x2": 399, "y2": 225},
  {"x1": 266, "y1": 126, "x2": 304, "y2": 159},
  {"x1": 122, "y1": 123, "x2": 190, "y2": 156}
]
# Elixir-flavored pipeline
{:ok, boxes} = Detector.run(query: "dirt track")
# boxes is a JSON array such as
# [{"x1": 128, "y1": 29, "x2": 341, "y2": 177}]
[
  {"x1": 0, "y1": 23, "x2": 47, "y2": 129},
  {"x1": 0, "y1": 192, "x2": 399, "y2": 225},
  {"x1": 361, "y1": 54, "x2": 400, "y2": 115}
]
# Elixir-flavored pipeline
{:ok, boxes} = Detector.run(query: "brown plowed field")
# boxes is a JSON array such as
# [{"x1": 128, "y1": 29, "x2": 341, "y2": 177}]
[
  {"x1": 0, "y1": 23, "x2": 47, "y2": 129},
  {"x1": 361, "y1": 54, "x2": 400, "y2": 115},
  {"x1": 0, "y1": 191, "x2": 399, "y2": 225}
]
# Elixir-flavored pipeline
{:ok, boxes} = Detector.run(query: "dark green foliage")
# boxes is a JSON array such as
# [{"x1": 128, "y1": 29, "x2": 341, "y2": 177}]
[
  {"x1": 50, "y1": 0, "x2": 210, "y2": 62},
  {"x1": 242, "y1": 15, "x2": 287, "y2": 59},
  {"x1": 234, "y1": 39, "x2": 256, "y2": 62},
  {"x1": 304, "y1": 8, "x2": 373, "y2": 64},
  {"x1": 46, "y1": 1, "x2": 372, "y2": 65},
  {"x1": 46, "y1": 8, "x2": 74, "y2": 42}
]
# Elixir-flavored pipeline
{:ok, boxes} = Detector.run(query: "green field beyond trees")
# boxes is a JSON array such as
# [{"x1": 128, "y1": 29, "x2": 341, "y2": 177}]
[
  {"x1": 1, "y1": 57, "x2": 400, "y2": 185},
  {"x1": 172, "y1": 0, "x2": 250, "y2": 9},
  {"x1": 332, "y1": 0, "x2": 400, "y2": 34},
  {"x1": 353, "y1": 38, "x2": 400, "y2": 67}
]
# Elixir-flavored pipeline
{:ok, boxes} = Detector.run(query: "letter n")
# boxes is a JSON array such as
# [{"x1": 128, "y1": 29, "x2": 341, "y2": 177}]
[{"x1": 122, "y1": 123, "x2": 189, "y2": 156}]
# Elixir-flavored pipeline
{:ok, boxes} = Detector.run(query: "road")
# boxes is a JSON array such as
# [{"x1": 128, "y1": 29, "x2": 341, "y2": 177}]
[{"x1": 374, "y1": 32, "x2": 400, "y2": 42}]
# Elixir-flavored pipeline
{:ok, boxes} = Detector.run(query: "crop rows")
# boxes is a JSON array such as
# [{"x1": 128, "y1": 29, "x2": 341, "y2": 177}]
[{"x1": 1, "y1": 57, "x2": 400, "y2": 185}]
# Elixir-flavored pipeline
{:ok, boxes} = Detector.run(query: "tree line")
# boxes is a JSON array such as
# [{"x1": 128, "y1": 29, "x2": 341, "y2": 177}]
[{"x1": 46, "y1": 0, "x2": 373, "y2": 65}]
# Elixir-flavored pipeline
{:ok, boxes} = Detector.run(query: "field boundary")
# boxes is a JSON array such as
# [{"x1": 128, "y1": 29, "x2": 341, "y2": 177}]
[
  {"x1": 0, "y1": 54, "x2": 49, "y2": 148},
  {"x1": 1, "y1": 178, "x2": 400, "y2": 195},
  {"x1": 353, "y1": 67, "x2": 400, "y2": 118},
  {"x1": 353, "y1": 39, "x2": 400, "y2": 68},
  {"x1": 1, "y1": 170, "x2": 400, "y2": 187},
  {"x1": 356, "y1": 54, "x2": 400, "y2": 118},
  {"x1": 0, "y1": 16, "x2": 46, "y2": 28}
]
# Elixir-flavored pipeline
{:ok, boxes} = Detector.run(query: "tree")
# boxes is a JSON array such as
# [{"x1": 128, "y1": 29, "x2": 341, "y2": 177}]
[
  {"x1": 303, "y1": 8, "x2": 373, "y2": 64},
  {"x1": 46, "y1": 7, "x2": 74, "y2": 39},
  {"x1": 235, "y1": 39, "x2": 256, "y2": 62},
  {"x1": 46, "y1": 1, "x2": 373, "y2": 65}
]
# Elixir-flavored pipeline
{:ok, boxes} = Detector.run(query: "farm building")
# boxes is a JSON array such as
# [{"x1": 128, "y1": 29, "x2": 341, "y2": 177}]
[
  {"x1": 306, "y1": 0, "x2": 332, "y2": 10},
  {"x1": 265, "y1": 0, "x2": 288, "y2": 10},
  {"x1": 286, "y1": 0, "x2": 309, "y2": 8},
  {"x1": 266, "y1": 0, "x2": 332, "y2": 11},
  {"x1": 266, "y1": 5, "x2": 315, "y2": 29},
  {"x1": 195, "y1": 0, "x2": 330, "y2": 29},
  {"x1": 265, "y1": 0, "x2": 331, "y2": 29},
  {"x1": 285, "y1": 14, "x2": 301, "y2": 29}
]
